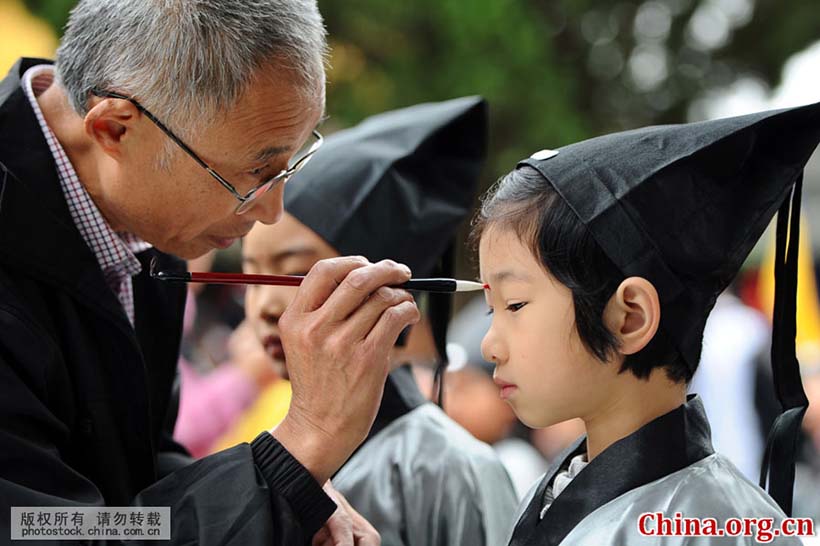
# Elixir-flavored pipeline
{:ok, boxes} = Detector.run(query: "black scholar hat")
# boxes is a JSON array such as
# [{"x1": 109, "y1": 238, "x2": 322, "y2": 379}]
[{"x1": 520, "y1": 101, "x2": 820, "y2": 515}]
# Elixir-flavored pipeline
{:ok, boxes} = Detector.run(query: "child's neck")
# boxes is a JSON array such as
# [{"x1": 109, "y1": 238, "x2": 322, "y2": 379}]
[{"x1": 582, "y1": 368, "x2": 687, "y2": 461}]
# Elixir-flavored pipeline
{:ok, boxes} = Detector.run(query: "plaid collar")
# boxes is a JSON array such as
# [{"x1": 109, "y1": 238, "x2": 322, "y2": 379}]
[{"x1": 22, "y1": 64, "x2": 151, "y2": 324}]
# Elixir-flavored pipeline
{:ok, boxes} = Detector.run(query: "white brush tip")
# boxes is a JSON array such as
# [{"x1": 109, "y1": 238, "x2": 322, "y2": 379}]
[{"x1": 455, "y1": 280, "x2": 486, "y2": 292}]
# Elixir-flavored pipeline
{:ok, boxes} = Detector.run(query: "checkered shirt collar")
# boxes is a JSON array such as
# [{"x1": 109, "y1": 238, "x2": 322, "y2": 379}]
[{"x1": 20, "y1": 65, "x2": 150, "y2": 278}]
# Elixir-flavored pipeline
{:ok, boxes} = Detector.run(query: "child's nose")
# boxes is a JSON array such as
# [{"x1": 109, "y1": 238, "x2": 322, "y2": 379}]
[
  {"x1": 481, "y1": 324, "x2": 507, "y2": 365},
  {"x1": 255, "y1": 285, "x2": 289, "y2": 325}
]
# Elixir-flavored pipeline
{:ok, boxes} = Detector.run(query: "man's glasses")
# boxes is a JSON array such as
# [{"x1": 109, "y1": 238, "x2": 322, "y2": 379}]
[{"x1": 91, "y1": 89, "x2": 323, "y2": 215}]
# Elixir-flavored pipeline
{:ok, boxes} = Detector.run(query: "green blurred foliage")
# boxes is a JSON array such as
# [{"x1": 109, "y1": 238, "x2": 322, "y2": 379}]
[
  {"x1": 22, "y1": 0, "x2": 820, "y2": 278},
  {"x1": 320, "y1": 0, "x2": 589, "y2": 183},
  {"x1": 24, "y1": 0, "x2": 820, "y2": 183},
  {"x1": 21, "y1": 0, "x2": 74, "y2": 36}
]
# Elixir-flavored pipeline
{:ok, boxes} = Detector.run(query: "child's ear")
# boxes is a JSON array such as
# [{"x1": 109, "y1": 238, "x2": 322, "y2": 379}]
[{"x1": 602, "y1": 277, "x2": 660, "y2": 355}]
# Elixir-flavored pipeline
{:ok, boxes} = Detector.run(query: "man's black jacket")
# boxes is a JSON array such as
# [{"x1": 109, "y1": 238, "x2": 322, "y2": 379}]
[{"x1": 0, "y1": 58, "x2": 334, "y2": 545}]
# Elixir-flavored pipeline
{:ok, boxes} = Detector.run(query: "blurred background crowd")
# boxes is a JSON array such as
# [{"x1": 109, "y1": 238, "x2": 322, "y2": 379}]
[{"x1": 3, "y1": 0, "x2": 818, "y2": 519}]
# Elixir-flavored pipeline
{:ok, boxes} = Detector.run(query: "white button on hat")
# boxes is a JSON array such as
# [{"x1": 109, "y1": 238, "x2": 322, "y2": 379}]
[{"x1": 530, "y1": 149, "x2": 559, "y2": 160}]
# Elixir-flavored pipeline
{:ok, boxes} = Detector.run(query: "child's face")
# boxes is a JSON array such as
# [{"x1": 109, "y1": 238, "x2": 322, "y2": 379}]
[
  {"x1": 242, "y1": 213, "x2": 438, "y2": 377},
  {"x1": 479, "y1": 226, "x2": 618, "y2": 428},
  {"x1": 242, "y1": 213, "x2": 339, "y2": 377}
]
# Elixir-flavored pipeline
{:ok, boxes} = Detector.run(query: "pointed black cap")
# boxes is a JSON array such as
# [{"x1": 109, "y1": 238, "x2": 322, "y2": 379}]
[
  {"x1": 284, "y1": 96, "x2": 487, "y2": 278},
  {"x1": 284, "y1": 97, "x2": 488, "y2": 394},
  {"x1": 520, "y1": 101, "x2": 820, "y2": 515},
  {"x1": 521, "y1": 102, "x2": 820, "y2": 373}
]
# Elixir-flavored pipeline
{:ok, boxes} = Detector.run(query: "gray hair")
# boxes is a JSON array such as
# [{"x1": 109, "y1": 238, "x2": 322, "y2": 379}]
[{"x1": 56, "y1": 0, "x2": 327, "y2": 139}]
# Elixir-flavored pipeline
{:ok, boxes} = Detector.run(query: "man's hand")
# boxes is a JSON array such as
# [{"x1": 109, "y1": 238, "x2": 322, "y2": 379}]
[
  {"x1": 312, "y1": 481, "x2": 380, "y2": 546},
  {"x1": 271, "y1": 257, "x2": 420, "y2": 483}
]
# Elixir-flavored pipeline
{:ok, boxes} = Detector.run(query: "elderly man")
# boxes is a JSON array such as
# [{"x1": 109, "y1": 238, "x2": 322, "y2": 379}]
[{"x1": 0, "y1": 1, "x2": 417, "y2": 544}]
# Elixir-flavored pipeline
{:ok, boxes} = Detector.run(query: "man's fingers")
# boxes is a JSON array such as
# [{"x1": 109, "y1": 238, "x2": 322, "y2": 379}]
[
  {"x1": 340, "y1": 286, "x2": 414, "y2": 342},
  {"x1": 319, "y1": 481, "x2": 354, "y2": 546},
  {"x1": 324, "y1": 484, "x2": 380, "y2": 546},
  {"x1": 323, "y1": 511, "x2": 353, "y2": 546},
  {"x1": 312, "y1": 526, "x2": 331, "y2": 546},
  {"x1": 365, "y1": 300, "x2": 421, "y2": 350},
  {"x1": 335, "y1": 491, "x2": 381, "y2": 546},
  {"x1": 291, "y1": 256, "x2": 371, "y2": 313},
  {"x1": 319, "y1": 260, "x2": 412, "y2": 323},
  {"x1": 356, "y1": 532, "x2": 381, "y2": 546}
]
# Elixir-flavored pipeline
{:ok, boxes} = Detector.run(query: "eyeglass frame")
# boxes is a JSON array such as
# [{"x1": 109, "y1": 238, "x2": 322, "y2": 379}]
[{"x1": 90, "y1": 89, "x2": 323, "y2": 215}]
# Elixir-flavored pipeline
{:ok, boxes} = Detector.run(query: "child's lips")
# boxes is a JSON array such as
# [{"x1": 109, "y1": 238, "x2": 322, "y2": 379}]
[
  {"x1": 493, "y1": 377, "x2": 518, "y2": 400},
  {"x1": 262, "y1": 335, "x2": 285, "y2": 361}
]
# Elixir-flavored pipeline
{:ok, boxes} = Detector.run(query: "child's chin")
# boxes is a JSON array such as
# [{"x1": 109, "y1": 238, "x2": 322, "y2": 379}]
[{"x1": 513, "y1": 405, "x2": 557, "y2": 430}]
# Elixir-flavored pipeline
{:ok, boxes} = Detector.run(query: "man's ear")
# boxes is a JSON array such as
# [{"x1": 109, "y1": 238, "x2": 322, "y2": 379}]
[
  {"x1": 83, "y1": 97, "x2": 140, "y2": 160},
  {"x1": 602, "y1": 277, "x2": 660, "y2": 355}
]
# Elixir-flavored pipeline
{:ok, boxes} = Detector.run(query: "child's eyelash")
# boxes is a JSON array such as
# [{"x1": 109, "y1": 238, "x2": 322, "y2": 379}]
[{"x1": 485, "y1": 302, "x2": 527, "y2": 316}]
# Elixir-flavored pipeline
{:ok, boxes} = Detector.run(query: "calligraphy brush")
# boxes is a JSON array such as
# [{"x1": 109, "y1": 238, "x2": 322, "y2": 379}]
[{"x1": 149, "y1": 258, "x2": 484, "y2": 293}]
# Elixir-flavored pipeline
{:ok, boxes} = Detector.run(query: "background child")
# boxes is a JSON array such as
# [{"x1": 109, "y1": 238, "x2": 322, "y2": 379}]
[{"x1": 219, "y1": 97, "x2": 518, "y2": 546}]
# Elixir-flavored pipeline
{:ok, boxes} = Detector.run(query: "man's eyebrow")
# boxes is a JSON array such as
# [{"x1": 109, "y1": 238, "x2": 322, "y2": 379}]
[{"x1": 253, "y1": 145, "x2": 292, "y2": 164}]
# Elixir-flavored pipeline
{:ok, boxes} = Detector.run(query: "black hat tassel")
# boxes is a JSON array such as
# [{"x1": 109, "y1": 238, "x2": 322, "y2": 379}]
[
  {"x1": 759, "y1": 173, "x2": 810, "y2": 516},
  {"x1": 430, "y1": 244, "x2": 455, "y2": 409}
]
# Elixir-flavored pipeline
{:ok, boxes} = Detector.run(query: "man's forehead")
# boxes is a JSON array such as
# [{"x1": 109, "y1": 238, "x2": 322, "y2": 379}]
[{"x1": 228, "y1": 79, "x2": 325, "y2": 163}]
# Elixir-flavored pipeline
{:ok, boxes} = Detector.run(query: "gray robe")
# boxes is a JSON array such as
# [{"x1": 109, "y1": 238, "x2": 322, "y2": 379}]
[
  {"x1": 334, "y1": 366, "x2": 518, "y2": 546},
  {"x1": 508, "y1": 396, "x2": 804, "y2": 545}
]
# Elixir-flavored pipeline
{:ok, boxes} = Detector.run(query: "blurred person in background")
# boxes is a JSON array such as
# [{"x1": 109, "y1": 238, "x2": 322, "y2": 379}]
[
  {"x1": 752, "y1": 222, "x2": 820, "y2": 520},
  {"x1": 173, "y1": 251, "x2": 284, "y2": 457},
  {"x1": 688, "y1": 287, "x2": 770, "y2": 481},
  {"x1": 219, "y1": 97, "x2": 519, "y2": 546},
  {"x1": 445, "y1": 296, "x2": 548, "y2": 500}
]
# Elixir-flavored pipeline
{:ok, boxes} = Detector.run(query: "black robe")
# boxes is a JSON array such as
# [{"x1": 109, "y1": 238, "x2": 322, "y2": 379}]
[{"x1": 0, "y1": 58, "x2": 334, "y2": 545}]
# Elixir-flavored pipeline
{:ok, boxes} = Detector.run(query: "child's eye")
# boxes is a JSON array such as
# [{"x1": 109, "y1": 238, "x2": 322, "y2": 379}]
[{"x1": 506, "y1": 302, "x2": 527, "y2": 313}]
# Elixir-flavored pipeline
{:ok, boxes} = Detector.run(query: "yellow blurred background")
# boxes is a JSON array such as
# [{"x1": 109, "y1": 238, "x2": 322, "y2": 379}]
[{"x1": 0, "y1": 0, "x2": 57, "y2": 75}]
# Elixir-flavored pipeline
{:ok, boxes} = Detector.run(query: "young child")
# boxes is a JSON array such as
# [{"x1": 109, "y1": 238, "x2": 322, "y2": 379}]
[{"x1": 474, "y1": 102, "x2": 820, "y2": 545}]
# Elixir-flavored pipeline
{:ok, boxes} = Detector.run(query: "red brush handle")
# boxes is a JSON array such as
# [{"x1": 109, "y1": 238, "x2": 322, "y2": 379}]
[{"x1": 189, "y1": 271, "x2": 303, "y2": 286}]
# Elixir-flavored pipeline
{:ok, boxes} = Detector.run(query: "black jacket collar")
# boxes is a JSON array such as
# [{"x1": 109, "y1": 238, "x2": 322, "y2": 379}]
[
  {"x1": 0, "y1": 58, "x2": 188, "y2": 352},
  {"x1": 0, "y1": 58, "x2": 140, "y2": 331},
  {"x1": 0, "y1": 58, "x2": 99, "y2": 280},
  {"x1": 509, "y1": 394, "x2": 715, "y2": 546}
]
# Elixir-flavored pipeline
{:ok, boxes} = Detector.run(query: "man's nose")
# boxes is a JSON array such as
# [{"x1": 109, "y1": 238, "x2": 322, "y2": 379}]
[{"x1": 244, "y1": 183, "x2": 284, "y2": 225}]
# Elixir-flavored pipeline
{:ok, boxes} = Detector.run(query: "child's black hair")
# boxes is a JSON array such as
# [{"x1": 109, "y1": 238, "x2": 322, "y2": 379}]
[{"x1": 471, "y1": 165, "x2": 692, "y2": 383}]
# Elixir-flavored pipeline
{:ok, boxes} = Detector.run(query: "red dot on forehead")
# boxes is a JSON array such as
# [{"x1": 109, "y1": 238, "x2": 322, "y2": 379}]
[{"x1": 483, "y1": 283, "x2": 490, "y2": 290}]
